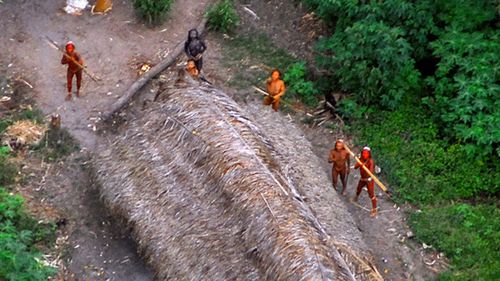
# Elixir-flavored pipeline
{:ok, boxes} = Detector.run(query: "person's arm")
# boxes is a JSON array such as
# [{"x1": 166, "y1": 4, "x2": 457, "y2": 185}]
[
  {"x1": 75, "y1": 52, "x2": 84, "y2": 68},
  {"x1": 200, "y1": 40, "x2": 207, "y2": 53},
  {"x1": 184, "y1": 41, "x2": 193, "y2": 59},
  {"x1": 368, "y1": 159, "x2": 375, "y2": 173},
  {"x1": 61, "y1": 53, "x2": 69, "y2": 64},
  {"x1": 275, "y1": 81, "x2": 286, "y2": 98},
  {"x1": 328, "y1": 150, "x2": 334, "y2": 163},
  {"x1": 346, "y1": 153, "x2": 351, "y2": 173}
]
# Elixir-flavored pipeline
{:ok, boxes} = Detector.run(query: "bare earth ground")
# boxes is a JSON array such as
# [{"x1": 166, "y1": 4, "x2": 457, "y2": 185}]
[
  {"x1": 1, "y1": 0, "x2": 446, "y2": 280},
  {"x1": 1, "y1": 0, "x2": 210, "y2": 279}
]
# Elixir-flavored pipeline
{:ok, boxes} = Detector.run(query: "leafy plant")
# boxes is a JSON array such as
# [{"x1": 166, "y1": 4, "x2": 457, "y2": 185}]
[
  {"x1": 134, "y1": 0, "x2": 173, "y2": 26},
  {"x1": 0, "y1": 188, "x2": 56, "y2": 280},
  {"x1": 0, "y1": 147, "x2": 16, "y2": 187},
  {"x1": 336, "y1": 98, "x2": 369, "y2": 120},
  {"x1": 283, "y1": 62, "x2": 320, "y2": 106},
  {"x1": 425, "y1": 29, "x2": 500, "y2": 157},
  {"x1": 206, "y1": 0, "x2": 239, "y2": 33},
  {"x1": 316, "y1": 19, "x2": 421, "y2": 109}
]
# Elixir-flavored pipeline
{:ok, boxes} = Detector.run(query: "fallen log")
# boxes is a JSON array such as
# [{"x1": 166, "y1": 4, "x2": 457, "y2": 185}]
[{"x1": 101, "y1": 17, "x2": 208, "y2": 121}]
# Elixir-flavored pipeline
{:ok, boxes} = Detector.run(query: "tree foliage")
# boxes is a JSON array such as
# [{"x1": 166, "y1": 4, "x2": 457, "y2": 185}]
[
  {"x1": 305, "y1": 0, "x2": 499, "y2": 157},
  {"x1": 0, "y1": 188, "x2": 56, "y2": 280},
  {"x1": 283, "y1": 62, "x2": 320, "y2": 106},
  {"x1": 316, "y1": 19, "x2": 420, "y2": 108},
  {"x1": 134, "y1": 0, "x2": 173, "y2": 26},
  {"x1": 425, "y1": 30, "x2": 499, "y2": 156},
  {"x1": 206, "y1": 0, "x2": 239, "y2": 33}
]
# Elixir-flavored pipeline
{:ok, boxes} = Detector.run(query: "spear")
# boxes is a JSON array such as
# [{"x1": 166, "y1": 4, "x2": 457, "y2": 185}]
[
  {"x1": 44, "y1": 36, "x2": 101, "y2": 83},
  {"x1": 343, "y1": 143, "x2": 389, "y2": 194}
]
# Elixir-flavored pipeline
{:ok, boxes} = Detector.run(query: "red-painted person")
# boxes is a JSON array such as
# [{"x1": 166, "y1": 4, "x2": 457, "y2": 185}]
[
  {"x1": 328, "y1": 139, "x2": 350, "y2": 195},
  {"x1": 353, "y1": 146, "x2": 377, "y2": 217},
  {"x1": 61, "y1": 41, "x2": 84, "y2": 101}
]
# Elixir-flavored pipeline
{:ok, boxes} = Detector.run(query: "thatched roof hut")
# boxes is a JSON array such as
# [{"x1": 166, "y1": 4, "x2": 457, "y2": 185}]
[{"x1": 95, "y1": 74, "x2": 381, "y2": 280}]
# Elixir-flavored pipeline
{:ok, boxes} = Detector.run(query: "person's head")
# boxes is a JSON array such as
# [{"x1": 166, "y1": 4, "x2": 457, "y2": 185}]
[
  {"x1": 335, "y1": 139, "x2": 344, "y2": 151},
  {"x1": 65, "y1": 41, "x2": 75, "y2": 54},
  {"x1": 361, "y1": 146, "x2": 371, "y2": 160},
  {"x1": 271, "y1": 69, "x2": 281, "y2": 81},
  {"x1": 188, "y1": 29, "x2": 199, "y2": 40},
  {"x1": 187, "y1": 59, "x2": 196, "y2": 69}
]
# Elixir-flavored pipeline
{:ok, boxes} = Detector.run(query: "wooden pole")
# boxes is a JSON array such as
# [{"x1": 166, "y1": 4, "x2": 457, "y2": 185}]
[{"x1": 343, "y1": 143, "x2": 388, "y2": 193}]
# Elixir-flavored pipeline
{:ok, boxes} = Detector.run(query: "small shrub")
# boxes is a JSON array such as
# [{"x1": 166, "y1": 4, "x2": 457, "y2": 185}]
[
  {"x1": 0, "y1": 188, "x2": 57, "y2": 280},
  {"x1": 134, "y1": 0, "x2": 173, "y2": 26},
  {"x1": 0, "y1": 147, "x2": 16, "y2": 187},
  {"x1": 336, "y1": 98, "x2": 369, "y2": 120},
  {"x1": 206, "y1": 0, "x2": 239, "y2": 33},
  {"x1": 283, "y1": 62, "x2": 320, "y2": 107}
]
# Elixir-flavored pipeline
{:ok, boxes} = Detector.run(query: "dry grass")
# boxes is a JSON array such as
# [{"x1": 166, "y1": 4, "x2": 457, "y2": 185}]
[
  {"x1": 95, "y1": 73, "x2": 382, "y2": 280},
  {"x1": 2, "y1": 120, "x2": 47, "y2": 147}
]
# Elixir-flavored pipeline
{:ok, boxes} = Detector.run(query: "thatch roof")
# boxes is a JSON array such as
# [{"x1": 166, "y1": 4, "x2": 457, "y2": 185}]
[{"x1": 95, "y1": 74, "x2": 382, "y2": 280}]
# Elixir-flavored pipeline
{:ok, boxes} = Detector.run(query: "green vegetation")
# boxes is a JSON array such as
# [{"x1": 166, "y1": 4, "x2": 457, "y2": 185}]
[
  {"x1": 0, "y1": 78, "x2": 57, "y2": 280},
  {"x1": 302, "y1": 0, "x2": 499, "y2": 279},
  {"x1": 410, "y1": 204, "x2": 500, "y2": 281},
  {"x1": 351, "y1": 107, "x2": 499, "y2": 204},
  {"x1": 0, "y1": 188, "x2": 56, "y2": 281},
  {"x1": 0, "y1": 147, "x2": 16, "y2": 187},
  {"x1": 206, "y1": 0, "x2": 239, "y2": 33},
  {"x1": 0, "y1": 144, "x2": 56, "y2": 280},
  {"x1": 133, "y1": 0, "x2": 173, "y2": 26},
  {"x1": 282, "y1": 62, "x2": 320, "y2": 107}
]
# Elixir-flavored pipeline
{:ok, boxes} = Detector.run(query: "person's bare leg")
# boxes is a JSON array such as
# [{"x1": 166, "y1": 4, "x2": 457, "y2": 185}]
[
  {"x1": 66, "y1": 71, "x2": 73, "y2": 101},
  {"x1": 76, "y1": 70, "x2": 82, "y2": 97},
  {"x1": 340, "y1": 171, "x2": 347, "y2": 195},
  {"x1": 368, "y1": 182, "x2": 377, "y2": 217},
  {"x1": 352, "y1": 181, "x2": 364, "y2": 202},
  {"x1": 332, "y1": 169, "x2": 339, "y2": 191}
]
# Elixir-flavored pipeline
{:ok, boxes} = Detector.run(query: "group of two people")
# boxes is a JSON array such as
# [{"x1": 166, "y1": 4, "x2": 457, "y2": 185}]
[
  {"x1": 59, "y1": 28, "x2": 208, "y2": 101},
  {"x1": 329, "y1": 140, "x2": 378, "y2": 217}
]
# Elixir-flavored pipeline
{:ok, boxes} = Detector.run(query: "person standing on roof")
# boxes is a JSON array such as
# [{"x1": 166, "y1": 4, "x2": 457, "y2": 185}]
[
  {"x1": 61, "y1": 41, "x2": 84, "y2": 101},
  {"x1": 184, "y1": 29, "x2": 207, "y2": 72},
  {"x1": 328, "y1": 139, "x2": 350, "y2": 195},
  {"x1": 353, "y1": 146, "x2": 378, "y2": 217}
]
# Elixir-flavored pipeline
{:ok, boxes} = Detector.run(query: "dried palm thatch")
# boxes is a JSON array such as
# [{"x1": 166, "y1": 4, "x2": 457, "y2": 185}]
[
  {"x1": 95, "y1": 75, "x2": 382, "y2": 280},
  {"x1": 2, "y1": 120, "x2": 47, "y2": 148}
]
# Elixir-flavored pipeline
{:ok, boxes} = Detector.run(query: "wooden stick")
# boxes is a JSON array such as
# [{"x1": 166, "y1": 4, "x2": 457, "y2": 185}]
[
  {"x1": 45, "y1": 36, "x2": 101, "y2": 83},
  {"x1": 343, "y1": 143, "x2": 388, "y2": 193}
]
